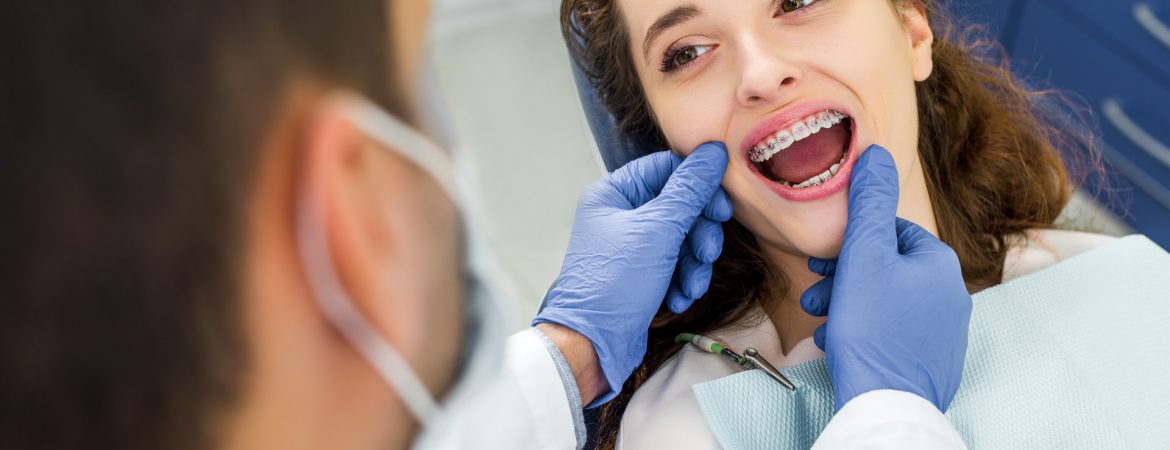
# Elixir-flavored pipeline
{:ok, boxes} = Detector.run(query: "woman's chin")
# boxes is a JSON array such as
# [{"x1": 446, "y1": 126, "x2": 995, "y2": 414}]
[
  {"x1": 794, "y1": 232, "x2": 846, "y2": 261},
  {"x1": 758, "y1": 221, "x2": 847, "y2": 263},
  {"x1": 736, "y1": 185, "x2": 850, "y2": 263},
  {"x1": 774, "y1": 208, "x2": 849, "y2": 261}
]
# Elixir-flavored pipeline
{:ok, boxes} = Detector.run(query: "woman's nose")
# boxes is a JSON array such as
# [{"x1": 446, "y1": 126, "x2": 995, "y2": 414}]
[{"x1": 735, "y1": 36, "x2": 801, "y2": 107}]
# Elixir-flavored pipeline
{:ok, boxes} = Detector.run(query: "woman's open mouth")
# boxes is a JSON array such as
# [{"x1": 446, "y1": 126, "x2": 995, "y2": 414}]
[{"x1": 743, "y1": 107, "x2": 858, "y2": 202}]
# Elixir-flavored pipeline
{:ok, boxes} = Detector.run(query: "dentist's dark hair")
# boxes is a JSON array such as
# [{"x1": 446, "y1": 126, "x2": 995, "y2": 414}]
[
  {"x1": 561, "y1": 0, "x2": 1099, "y2": 448},
  {"x1": 0, "y1": 1, "x2": 400, "y2": 449}
]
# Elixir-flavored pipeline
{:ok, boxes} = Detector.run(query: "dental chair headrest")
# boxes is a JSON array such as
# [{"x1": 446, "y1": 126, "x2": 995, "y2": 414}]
[{"x1": 568, "y1": 16, "x2": 661, "y2": 172}]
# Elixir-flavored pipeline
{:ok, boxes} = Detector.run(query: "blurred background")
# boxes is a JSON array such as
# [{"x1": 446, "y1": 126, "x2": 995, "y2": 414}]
[
  {"x1": 429, "y1": 0, "x2": 1168, "y2": 329},
  {"x1": 431, "y1": 0, "x2": 602, "y2": 329}
]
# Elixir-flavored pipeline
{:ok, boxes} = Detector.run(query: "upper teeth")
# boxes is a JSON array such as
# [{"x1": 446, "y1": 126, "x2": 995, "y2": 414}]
[{"x1": 749, "y1": 110, "x2": 848, "y2": 163}]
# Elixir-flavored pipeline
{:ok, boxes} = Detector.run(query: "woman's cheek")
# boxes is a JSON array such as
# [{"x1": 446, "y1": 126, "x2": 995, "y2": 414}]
[{"x1": 655, "y1": 88, "x2": 731, "y2": 156}]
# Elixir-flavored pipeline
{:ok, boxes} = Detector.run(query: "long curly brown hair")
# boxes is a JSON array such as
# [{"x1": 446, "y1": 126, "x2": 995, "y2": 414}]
[{"x1": 562, "y1": 0, "x2": 1100, "y2": 448}]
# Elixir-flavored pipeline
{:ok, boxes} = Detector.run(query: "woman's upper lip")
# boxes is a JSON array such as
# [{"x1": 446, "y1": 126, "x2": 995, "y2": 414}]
[{"x1": 739, "y1": 100, "x2": 853, "y2": 158}]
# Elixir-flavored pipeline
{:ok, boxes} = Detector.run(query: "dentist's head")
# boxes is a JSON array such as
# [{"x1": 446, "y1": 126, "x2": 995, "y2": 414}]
[{"x1": 1, "y1": 1, "x2": 467, "y2": 449}]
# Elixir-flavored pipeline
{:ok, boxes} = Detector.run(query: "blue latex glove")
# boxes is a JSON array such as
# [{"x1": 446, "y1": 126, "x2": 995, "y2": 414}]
[
  {"x1": 800, "y1": 145, "x2": 972, "y2": 413},
  {"x1": 534, "y1": 142, "x2": 733, "y2": 404}
]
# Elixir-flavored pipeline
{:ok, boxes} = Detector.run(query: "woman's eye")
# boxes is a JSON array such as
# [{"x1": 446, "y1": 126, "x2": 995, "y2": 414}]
[
  {"x1": 673, "y1": 46, "x2": 704, "y2": 66},
  {"x1": 662, "y1": 44, "x2": 713, "y2": 73},
  {"x1": 778, "y1": 0, "x2": 818, "y2": 14}
]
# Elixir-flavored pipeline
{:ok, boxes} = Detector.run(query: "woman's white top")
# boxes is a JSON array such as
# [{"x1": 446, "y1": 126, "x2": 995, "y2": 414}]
[{"x1": 617, "y1": 229, "x2": 1116, "y2": 449}]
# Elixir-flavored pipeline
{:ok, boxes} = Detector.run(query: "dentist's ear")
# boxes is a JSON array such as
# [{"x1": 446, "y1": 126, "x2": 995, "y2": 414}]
[
  {"x1": 297, "y1": 98, "x2": 464, "y2": 397},
  {"x1": 899, "y1": 1, "x2": 935, "y2": 82}
]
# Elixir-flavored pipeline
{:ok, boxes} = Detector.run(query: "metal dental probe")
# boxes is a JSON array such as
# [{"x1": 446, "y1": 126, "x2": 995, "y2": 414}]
[{"x1": 676, "y1": 333, "x2": 797, "y2": 391}]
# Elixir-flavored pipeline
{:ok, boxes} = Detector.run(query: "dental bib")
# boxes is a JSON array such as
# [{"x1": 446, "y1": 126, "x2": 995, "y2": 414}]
[{"x1": 693, "y1": 235, "x2": 1170, "y2": 449}]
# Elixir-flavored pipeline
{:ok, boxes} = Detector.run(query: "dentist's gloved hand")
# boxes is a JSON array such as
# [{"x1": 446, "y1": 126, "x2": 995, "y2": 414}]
[
  {"x1": 534, "y1": 142, "x2": 732, "y2": 404},
  {"x1": 800, "y1": 145, "x2": 972, "y2": 413}
]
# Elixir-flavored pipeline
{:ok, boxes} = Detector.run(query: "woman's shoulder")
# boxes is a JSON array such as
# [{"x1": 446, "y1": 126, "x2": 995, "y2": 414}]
[
  {"x1": 1002, "y1": 229, "x2": 1118, "y2": 282},
  {"x1": 617, "y1": 342, "x2": 738, "y2": 449}
]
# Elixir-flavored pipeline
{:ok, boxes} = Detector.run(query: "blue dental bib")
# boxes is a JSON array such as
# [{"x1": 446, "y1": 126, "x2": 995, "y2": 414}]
[{"x1": 694, "y1": 235, "x2": 1170, "y2": 449}]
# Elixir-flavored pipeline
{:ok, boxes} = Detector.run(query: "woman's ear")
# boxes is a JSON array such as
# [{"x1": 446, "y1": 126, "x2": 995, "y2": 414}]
[{"x1": 900, "y1": 1, "x2": 935, "y2": 82}]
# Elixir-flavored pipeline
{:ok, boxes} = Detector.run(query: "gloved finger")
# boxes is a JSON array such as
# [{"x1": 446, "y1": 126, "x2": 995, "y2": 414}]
[
  {"x1": 841, "y1": 144, "x2": 900, "y2": 263},
  {"x1": 813, "y1": 324, "x2": 827, "y2": 351},
  {"x1": 646, "y1": 142, "x2": 729, "y2": 223},
  {"x1": 688, "y1": 218, "x2": 724, "y2": 264},
  {"x1": 807, "y1": 257, "x2": 837, "y2": 277},
  {"x1": 701, "y1": 187, "x2": 733, "y2": 222},
  {"x1": 800, "y1": 275, "x2": 834, "y2": 317},
  {"x1": 606, "y1": 150, "x2": 684, "y2": 208},
  {"x1": 678, "y1": 250, "x2": 713, "y2": 301},
  {"x1": 666, "y1": 277, "x2": 696, "y2": 314},
  {"x1": 895, "y1": 217, "x2": 950, "y2": 255}
]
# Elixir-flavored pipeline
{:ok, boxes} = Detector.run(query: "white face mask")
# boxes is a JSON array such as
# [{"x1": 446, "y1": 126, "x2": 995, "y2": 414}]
[{"x1": 294, "y1": 92, "x2": 515, "y2": 441}]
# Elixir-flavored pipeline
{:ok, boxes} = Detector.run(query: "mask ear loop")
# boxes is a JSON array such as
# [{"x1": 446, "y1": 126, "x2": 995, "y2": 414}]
[{"x1": 295, "y1": 92, "x2": 451, "y2": 424}]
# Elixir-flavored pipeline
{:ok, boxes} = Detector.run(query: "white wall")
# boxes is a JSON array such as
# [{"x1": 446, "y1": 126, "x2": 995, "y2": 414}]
[{"x1": 431, "y1": 0, "x2": 604, "y2": 329}]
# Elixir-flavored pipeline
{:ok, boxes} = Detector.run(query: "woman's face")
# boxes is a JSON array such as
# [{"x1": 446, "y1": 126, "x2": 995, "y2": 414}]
[{"x1": 621, "y1": 0, "x2": 936, "y2": 259}]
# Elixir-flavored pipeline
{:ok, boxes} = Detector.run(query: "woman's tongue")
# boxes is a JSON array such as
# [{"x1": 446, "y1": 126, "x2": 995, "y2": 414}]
[{"x1": 760, "y1": 125, "x2": 847, "y2": 184}]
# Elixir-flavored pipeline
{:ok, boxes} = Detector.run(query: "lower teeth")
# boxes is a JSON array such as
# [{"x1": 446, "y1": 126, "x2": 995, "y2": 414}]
[{"x1": 783, "y1": 154, "x2": 847, "y2": 189}]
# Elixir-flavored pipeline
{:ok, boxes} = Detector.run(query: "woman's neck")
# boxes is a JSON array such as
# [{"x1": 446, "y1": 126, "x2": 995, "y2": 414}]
[{"x1": 758, "y1": 248, "x2": 826, "y2": 356}]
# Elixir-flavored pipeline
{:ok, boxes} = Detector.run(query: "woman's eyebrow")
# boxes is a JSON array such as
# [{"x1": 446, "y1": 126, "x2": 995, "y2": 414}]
[{"x1": 642, "y1": 5, "x2": 702, "y2": 60}]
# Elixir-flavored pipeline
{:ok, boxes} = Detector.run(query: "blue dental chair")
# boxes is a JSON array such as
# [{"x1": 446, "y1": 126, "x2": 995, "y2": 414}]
[{"x1": 569, "y1": 61, "x2": 658, "y2": 172}]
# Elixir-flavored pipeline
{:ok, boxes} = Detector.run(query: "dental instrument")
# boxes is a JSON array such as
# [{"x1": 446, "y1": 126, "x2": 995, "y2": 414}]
[{"x1": 676, "y1": 333, "x2": 796, "y2": 390}]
